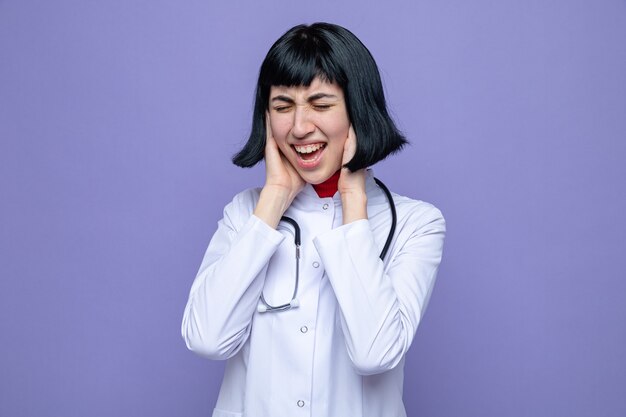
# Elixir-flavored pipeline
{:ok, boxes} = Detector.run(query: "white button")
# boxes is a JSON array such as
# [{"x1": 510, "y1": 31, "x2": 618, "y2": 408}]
[
  {"x1": 300, "y1": 326, "x2": 308, "y2": 333},
  {"x1": 312, "y1": 261, "x2": 320, "y2": 268},
  {"x1": 322, "y1": 203, "x2": 329, "y2": 210},
  {"x1": 297, "y1": 400, "x2": 305, "y2": 407}
]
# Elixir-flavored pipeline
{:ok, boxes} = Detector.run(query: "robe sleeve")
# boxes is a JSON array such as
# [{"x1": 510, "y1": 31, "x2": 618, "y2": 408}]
[
  {"x1": 181, "y1": 191, "x2": 285, "y2": 360},
  {"x1": 313, "y1": 205, "x2": 446, "y2": 375}
]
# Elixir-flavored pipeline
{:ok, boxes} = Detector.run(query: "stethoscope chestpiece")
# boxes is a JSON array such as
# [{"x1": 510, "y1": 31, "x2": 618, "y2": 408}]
[{"x1": 257, "y1": 298, "x2": 299, "y2": 314}]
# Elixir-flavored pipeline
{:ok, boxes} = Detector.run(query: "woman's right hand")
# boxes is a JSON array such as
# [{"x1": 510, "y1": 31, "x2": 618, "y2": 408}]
[
  {"x1": 263, "y1": 113, "x2": 305, "y2": 198},
  {"x1": 253, "y1": 113, "x2": 305, "y2": 228}
]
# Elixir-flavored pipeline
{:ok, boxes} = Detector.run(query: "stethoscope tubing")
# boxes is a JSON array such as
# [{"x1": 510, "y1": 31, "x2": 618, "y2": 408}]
[
  {"x1": 373, "y1": 177, "x2": 397, "y2": 261},
  {"x1": 258, "y1": 177, "x2": 396, "y2": 313},
  {"x1": 258, "y1": 216, "x2": 300, "y2": 312}
]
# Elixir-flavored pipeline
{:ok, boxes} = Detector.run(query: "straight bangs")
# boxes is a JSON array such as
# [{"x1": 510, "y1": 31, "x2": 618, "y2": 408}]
[{"x1": 259, "y1": 30, "x2": 346, "y2": 92}]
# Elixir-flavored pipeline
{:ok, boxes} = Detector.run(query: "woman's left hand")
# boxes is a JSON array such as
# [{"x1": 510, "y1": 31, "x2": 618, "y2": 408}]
[
  {"x1": 338, "y1": 125, "x2": 366, "y2": 196},
  {"x1": 338, "y1": 125, "x2": 368, "y2": 224}
]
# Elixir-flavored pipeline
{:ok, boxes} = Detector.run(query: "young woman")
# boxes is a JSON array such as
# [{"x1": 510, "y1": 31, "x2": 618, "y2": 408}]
[{"x1": 182, "y1": 22, "x2": 446, "y2": 417}]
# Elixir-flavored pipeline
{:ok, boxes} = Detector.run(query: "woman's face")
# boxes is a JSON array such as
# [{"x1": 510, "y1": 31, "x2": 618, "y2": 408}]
[{"x1": 268, "y1": 77, "x2": 350, "y2": 184}]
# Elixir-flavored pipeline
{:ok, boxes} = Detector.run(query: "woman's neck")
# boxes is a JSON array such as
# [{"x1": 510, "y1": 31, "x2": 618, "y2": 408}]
[{"x1": 312, "y1": 170, "x2": 341, "y2": 198}]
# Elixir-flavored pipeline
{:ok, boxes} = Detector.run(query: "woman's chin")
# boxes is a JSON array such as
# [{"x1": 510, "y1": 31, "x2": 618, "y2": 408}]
[{"x1": 300, "y1": 169, "x2": 335, "y2": 185}]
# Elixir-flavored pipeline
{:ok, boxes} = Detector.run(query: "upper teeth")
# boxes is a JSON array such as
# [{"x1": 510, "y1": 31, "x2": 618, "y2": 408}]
[{"x1": 294, "y1": 143, "x2": 325, "y2": 154}]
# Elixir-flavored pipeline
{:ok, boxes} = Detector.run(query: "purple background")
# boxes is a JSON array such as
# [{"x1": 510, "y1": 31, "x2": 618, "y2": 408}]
[{"x1": 1, "y1": 1, "x2": 625, "y2": 416}]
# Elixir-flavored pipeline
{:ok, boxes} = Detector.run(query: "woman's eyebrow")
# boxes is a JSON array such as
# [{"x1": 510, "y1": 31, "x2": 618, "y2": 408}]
[
  {"x1": 307, "y1": 93, "x2": 338, "y2": 101},
  {"x1": 270, "y1": 95, "x2": 294, "y2": 104}
]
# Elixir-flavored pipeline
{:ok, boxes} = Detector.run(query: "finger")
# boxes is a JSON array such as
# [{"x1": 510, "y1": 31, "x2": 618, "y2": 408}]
[
  {"x1": 280, "y1": 152, "x2": 306, "y2": 187},
  {"x1": 342, "y1": 124, "x2": 357, "y2": 165},
  {"x1": 265, "y1": 112, "x2": 273, "y2": 148},
  {"x1": 264, "y1": 115, "x2": 282, "y2": 170},
  {"x1": 265, "y1": 113, "x2": 282, "y2": 156}
]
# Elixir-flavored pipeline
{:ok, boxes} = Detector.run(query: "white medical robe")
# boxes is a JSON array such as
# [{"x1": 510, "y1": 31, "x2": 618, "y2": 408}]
[{"x1": 182, "y1": 171, "x2": 446, "y2": 417}]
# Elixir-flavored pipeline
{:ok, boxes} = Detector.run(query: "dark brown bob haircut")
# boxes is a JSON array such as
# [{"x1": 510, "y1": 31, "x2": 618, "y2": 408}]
[{"x1": 232, "y1": 22, "x2": 407, "y2": 172}]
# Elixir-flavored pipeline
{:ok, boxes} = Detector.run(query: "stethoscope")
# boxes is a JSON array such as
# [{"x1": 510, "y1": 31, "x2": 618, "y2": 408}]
[{"x1": 258, "y1": 178, "x2": 397, "y2": 313}]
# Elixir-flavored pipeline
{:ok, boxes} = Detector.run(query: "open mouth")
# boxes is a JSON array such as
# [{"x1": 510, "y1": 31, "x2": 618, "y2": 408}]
[{"x1": 293, "y1": 143, "x2": 326, "y2": 161}]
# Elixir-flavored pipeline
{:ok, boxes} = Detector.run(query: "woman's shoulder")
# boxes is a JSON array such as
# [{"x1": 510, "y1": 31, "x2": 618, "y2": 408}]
[
  {"x1": 367, "y1": 172, "x2": 443, "y2": 225},
  {"x1": 217, "y1": 187, "x2": 263, "y2": 229},
  {"x1": 389, "y1": 192, "x2": 446, "y2": 230},
  {"x1": 224, "y1": 187, "x2": 263, "y2": 214}
]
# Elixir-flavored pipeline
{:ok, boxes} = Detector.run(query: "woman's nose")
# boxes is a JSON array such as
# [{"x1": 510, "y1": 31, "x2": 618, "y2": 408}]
[{"x1": 291, "y1": 106, "x2": 315, "y2": 138}]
